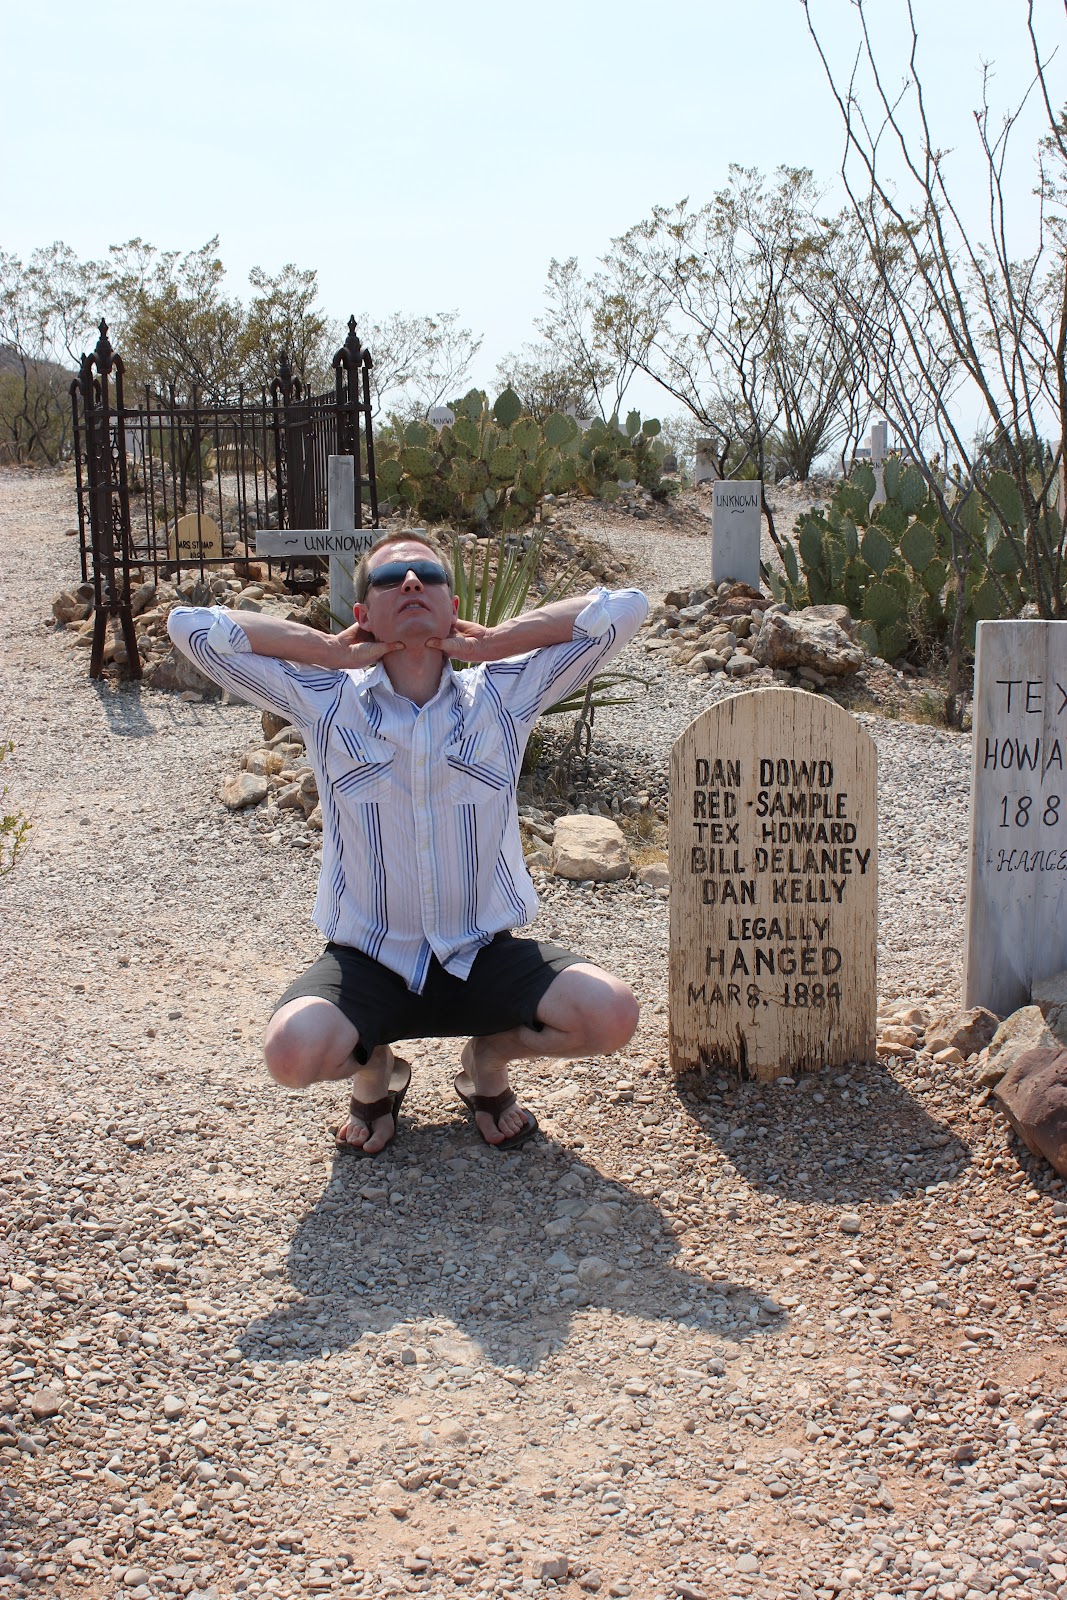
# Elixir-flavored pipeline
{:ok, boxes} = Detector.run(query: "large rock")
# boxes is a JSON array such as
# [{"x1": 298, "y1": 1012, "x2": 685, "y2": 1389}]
[
  {"x1": 130, "y1": 580, "x2": 157, "y2": 616},
  {"x1": 803, "y1": 603, "x2": 858, "y2": 639},
  {"x1": 710, "y1": 581, "x2": 771, "y2": 620},
  {"x1": 993, "y1": 1047, "x2": 1067, "y2": 1176},
  {"x1": 550, "y1": 815, "x2": 630, "y2": 882},
  {"x1": 925, "y1": 1006, "x2": 1000, "y2": 1058},
  {"x1": 753, "y1": 609, "x2": 866, "y2": 678},
  {"x1": 978, "y1": 1005, "x2": 1057, "y2": 1089},
  {"x1": 143, "y1": 646, "x2": 219, "y2": 696},
  {"x1": 1031, "y1": 970, "x2": 1067, "y2": 1045},
  {"x1": 220, "y1": 773, "x2": 268, "y2": 810}
]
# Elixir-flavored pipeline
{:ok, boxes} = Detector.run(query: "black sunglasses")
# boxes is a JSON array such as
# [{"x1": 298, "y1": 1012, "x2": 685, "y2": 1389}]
[{"x1": 366, "y1": 559, "x2": 451, "y2": 591}]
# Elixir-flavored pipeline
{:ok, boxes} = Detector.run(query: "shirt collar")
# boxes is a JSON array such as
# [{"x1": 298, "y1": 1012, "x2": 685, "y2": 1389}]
[{"x1": 352, "y1": 658, "x2": 459, "y2": 707}]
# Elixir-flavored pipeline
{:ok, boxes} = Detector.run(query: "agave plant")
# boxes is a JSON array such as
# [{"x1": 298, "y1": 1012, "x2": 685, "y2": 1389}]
[{"x1": 450, "y1": 526, "x2": 647, "y2": 725}]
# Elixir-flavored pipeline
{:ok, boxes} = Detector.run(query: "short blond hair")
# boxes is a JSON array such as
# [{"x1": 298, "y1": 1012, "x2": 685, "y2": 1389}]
[{"x1": 354, "y1": 530, "x2": 452, "y2": 603}]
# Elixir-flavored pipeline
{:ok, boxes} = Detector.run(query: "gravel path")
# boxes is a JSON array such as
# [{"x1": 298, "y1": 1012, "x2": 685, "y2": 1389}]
[{"x1": 2, "y1": 470, "x2": 1067, "y2": 1600}]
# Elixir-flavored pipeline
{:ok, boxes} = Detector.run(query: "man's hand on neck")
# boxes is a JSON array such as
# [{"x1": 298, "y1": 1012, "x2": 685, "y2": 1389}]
[{"x1": 348, "y1": 623, "x2": 449, "y2": 707}]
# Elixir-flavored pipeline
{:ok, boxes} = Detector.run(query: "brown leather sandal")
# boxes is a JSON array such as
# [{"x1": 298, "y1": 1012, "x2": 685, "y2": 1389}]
[
  {"x1": 454, "y1": 1073, "x2": 539, "y2": 1150},
  {"x1": 336, "y1": 1055, "x2": 411, "y2": 1156}
]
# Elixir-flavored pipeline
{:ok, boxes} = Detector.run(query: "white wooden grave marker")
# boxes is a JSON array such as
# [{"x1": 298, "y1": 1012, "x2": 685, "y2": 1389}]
[
  {"x1": 870, "y1": 420, "x2": 887, "y2": 506},
  {"x1": 711, "y1": 481, "x2": 762, "y2": 589},
  {"x1": 255, "y1": 455, "x2": 377, "y2": 631},
  {"x1": 669, "y1": 689, "x2": 878, "y2": 1080},
  {"x1": 964, "y1": 621, "x2": 1067, "y2": 1015}
]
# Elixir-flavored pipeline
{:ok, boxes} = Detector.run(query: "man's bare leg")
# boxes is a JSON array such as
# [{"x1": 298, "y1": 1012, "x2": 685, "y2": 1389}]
[
  {"x1": 456, "y1": 964, "x2": 639, "y2": 1145},
  {"x1": 263, "y1": 996, "x2": 398, "y2": 1153}
]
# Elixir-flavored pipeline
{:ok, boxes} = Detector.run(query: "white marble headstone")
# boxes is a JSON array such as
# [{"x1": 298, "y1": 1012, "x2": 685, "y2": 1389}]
[
  {"x1": 693, "y1": 440, "x2": 719, "y2": 486},
  {"x1": 711, "y1": 481, "x2": 762, "y2": 589},
  {"x1": 965, "y1": 620, "x2": 1067, "y2": 1014}
]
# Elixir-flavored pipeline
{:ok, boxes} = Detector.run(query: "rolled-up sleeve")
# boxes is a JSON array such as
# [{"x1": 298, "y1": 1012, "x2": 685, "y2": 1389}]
[
  {"x1": 483, "y1": 587, "x2": 649, "y2": 729},
  {"x1": 167, "y1": 606, "x2": 307, "y2": 721}
]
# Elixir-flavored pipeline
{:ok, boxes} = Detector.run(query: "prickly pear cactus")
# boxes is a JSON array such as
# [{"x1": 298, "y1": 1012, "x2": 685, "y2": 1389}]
[
  {"x1": 372, "y1": 391, "x2": 667, "y2": 534},
  {"x1": 766, "y1": 463, "x2": 1025, "y2": 662}
]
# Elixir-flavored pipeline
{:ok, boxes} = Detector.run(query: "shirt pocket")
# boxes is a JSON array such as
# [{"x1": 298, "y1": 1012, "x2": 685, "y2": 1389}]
[
  {"x1": 326, "y1": 727, "x2": 395, "y2": 801},
  {"x1": 445, "y1": 731, "x2": 512, "y2": 805}
]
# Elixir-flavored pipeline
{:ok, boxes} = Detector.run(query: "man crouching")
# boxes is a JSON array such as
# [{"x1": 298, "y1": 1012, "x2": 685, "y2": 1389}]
[{"x1": 168, "y1": 531, "x2": 648, "y2": 1155}]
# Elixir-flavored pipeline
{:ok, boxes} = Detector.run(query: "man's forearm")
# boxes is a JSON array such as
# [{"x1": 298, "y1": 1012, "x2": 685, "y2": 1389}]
[
  {"x1": 483, "y1": 593, "x2": 593, "y2": 653},
  {"x1": 229, "y1": 610, "x2": 344, "y2": 667}
]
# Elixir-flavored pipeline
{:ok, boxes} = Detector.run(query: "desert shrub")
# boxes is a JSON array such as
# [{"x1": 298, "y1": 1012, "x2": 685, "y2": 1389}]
[{"x1": 0, "y1": 741, "x2": 32, "y2": 874}]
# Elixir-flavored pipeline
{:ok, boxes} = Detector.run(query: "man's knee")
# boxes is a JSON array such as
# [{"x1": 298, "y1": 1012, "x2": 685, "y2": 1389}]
[
  {"x1": 593, "y1": 978, "x2": 640, "y2": 1052},
  {"x1": 543, "y1": 966, "x2": 640, "y2": 1053},
  {"x1": 263, "y1": 1024, "x2": 312, "y2": 1088},
  {"x1": 262, "y1": 1000, "x2": 355, "y2": 1089}
]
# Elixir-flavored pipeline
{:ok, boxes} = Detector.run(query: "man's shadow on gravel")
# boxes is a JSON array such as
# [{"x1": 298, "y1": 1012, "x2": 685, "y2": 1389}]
[
  {"x1": 672, "y1": 1056, "x2": 972, "y2": 1206},
  {"x1": 239, "y1": 1129, "x2": 784, "y2": 1370}
]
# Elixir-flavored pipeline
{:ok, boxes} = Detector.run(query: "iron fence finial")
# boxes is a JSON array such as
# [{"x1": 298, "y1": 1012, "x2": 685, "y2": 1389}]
[
  {"x1": 276, "y1": 350, "x2": 294, "y2": 404},
  {"x1": 333, "y1": 316, "x2": 363, "y2": 375},
  {"x1": 94, "y1": 320, "x2": 113, "y2": 373}
]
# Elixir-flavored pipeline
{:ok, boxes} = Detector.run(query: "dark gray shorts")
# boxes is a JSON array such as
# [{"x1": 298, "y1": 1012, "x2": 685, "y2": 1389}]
[{"x1": 274, "y1": 932, "x2": 584, "y2": 1063}]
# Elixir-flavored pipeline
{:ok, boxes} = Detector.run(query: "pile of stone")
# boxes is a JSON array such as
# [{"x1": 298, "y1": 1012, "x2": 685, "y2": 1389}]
[
  {"x1": 879, "y1": 981, "x2": 1067, "y2": 1180},
  {"x1": 644, "y1": 581, "x2": 868, "y2": 687},
  {"x1": 50, "y1": 568, "x2": 331, "y2": 690},
  {"x1": 221, "y1": 710, "x2": 323, "y2": 847}
]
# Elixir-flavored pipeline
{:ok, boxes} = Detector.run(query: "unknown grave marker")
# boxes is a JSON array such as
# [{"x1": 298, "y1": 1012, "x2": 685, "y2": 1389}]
[
  {"x1": 669, "y1": 688, "x2": 877, "y2": 1079},
  {"x1": 255, "y1": 456, "x2": 377, "y2": 631},
  {"x1": 711, "y1": 481, "x2": 762, "y2": 589},
  {"x1": 964, "y1": 620, "x2": 1067, "y2": 1016}
]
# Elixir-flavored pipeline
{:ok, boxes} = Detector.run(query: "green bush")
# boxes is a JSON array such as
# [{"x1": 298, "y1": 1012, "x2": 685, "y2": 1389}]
[
  {"x1": 0, "y1": 740, "x2": 32, "y2": 875},
  {"x1": 768, "y1": 461, "x2": 1024, "y2": 661},
  {"x1": 375, "y1": 388, "x2": 666, "y2": 534}
]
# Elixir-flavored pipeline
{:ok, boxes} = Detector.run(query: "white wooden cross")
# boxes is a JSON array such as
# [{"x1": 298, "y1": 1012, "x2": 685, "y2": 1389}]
[
  {"x1": 869, "y1": 420, "x2": 888, "y2": 506},
  {"x1": 255, "y1": 455, "x2": 377, "y2": 631}
]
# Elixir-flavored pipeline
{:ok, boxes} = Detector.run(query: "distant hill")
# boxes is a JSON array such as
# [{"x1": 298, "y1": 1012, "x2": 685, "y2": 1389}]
[{"x1": 0, "y1": 345, "x2": 76, "y2": 383}]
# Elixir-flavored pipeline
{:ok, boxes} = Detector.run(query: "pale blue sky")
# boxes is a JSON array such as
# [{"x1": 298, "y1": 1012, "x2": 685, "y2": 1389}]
[{"x1": 6, "y1": 0, "x2": 1063, "y2": 415}]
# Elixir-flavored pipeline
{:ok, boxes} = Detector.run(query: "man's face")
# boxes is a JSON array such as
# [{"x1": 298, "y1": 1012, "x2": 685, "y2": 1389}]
[{"x1": 355, "y1": 541, "x2": 458, "y2": 647}]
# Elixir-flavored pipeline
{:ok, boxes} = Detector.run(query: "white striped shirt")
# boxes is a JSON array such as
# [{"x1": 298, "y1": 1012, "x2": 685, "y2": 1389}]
[{"x1": 168, "y1": 588, "x2": 648, "y2": 991}]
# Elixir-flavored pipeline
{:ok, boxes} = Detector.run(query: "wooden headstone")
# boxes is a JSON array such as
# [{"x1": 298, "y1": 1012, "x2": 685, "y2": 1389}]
[
  {"x1": 964, "y1": 620, "x2": 1067, "y2": 1015},
  {"x1": 669, "y1": 689, "x2": 878, "y2": 1080},
  {"x1": 169, "y1": 512, "x2": 222, "y2": 562}
]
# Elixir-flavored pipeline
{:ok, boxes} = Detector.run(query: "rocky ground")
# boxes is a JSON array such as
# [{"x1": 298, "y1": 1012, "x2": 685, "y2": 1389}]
[{"x1": 1, "y1": 468, "x2": 1066, "y2": 1600}]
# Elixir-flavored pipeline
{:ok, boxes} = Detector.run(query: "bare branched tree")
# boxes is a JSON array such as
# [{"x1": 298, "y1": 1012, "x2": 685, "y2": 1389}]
[
  {"x1": 592, "y1": 168, "x2": 866, "y2": 545},
  {"x1": 0, "y1": 243, "x2": 95, "y2": 463},
  {"x1": 361, "y1": 309, "x2": 482, "y2": 420},
  {"x1": 241, "y1": 262, "x2": 332, "y2": 391},
  {"x1": 535, "y1": 256, "x2": 646, "y2": 420},
  {"x1": 802, "y1": 0, "x2": 1067, "y2": 718},
  {"x1": 494, "y1": 342, "x2": 598, "y2": 422},
  {"x1": 101, "y1": 237, "x2": 246, "y2": 404}
]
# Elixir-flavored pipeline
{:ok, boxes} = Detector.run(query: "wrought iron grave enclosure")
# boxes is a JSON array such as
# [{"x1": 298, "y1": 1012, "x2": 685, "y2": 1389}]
[{"x1": 70, "y1": 317, "x2": 379, "y2": 678}]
